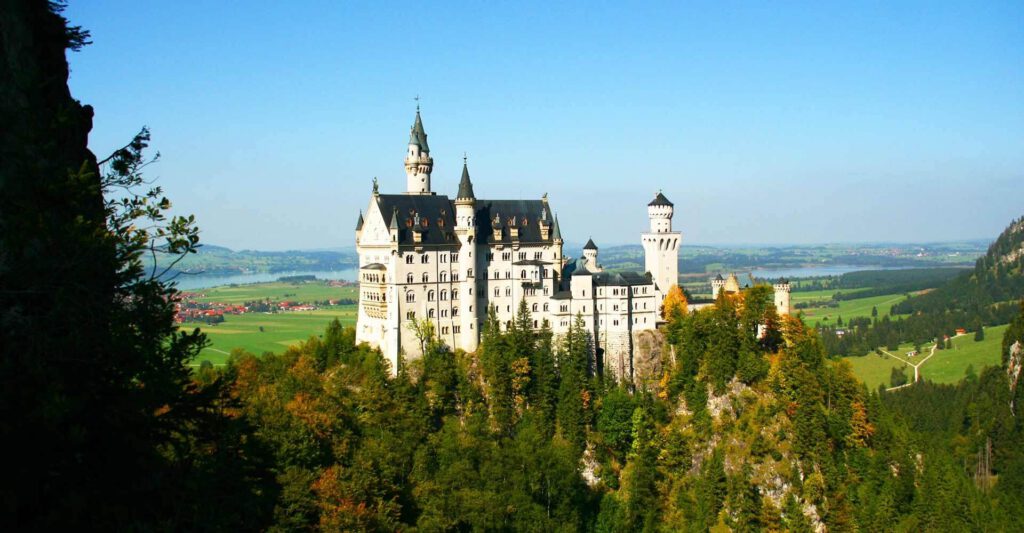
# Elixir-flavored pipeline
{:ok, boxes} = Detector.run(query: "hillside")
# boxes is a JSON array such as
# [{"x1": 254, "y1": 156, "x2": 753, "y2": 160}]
[{"x1": 151, "y1": 244, "x2": 358, "y2": 276}]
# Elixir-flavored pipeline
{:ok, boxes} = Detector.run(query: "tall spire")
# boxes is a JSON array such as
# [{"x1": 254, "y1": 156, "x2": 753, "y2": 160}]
[
  {"x1": 457, "y1": 156, "x2": 475, "y2": 200},
  {"x1": 552, "y1": 215, "x2": 562, "y2": 241},
  {"x1": 408, "y1": 108, "x2": 429, "y2": 152}
]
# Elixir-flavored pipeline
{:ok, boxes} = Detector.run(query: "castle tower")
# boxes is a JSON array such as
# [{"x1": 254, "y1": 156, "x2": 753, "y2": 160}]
[
  {"x1": 773, "y1": 278, "x2": 791, "y2": 316},
  {"x1": 454, "y1": 159, "x2": 479, "y2": 351},
  {"x1": 641, "y1": 191, "x2": 681, "y2": 299},
  {"x1": 404, "y1": 107, "x2": 433, "y2": 194},
  {"x1": 711, "y1": 274, "x2": 726, "y2": 299},
  {"x1": 583, "y1": 238, "x2": 599, "y2": 271}
]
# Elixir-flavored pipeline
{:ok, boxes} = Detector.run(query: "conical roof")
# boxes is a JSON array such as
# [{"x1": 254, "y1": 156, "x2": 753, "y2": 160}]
[
  {"x1": 389, "y1": 208, "x2": 399, "y2": 230},
  {"x1": 408, "y1": 110, "x2": 429, "y2": 152},
  {"x1": 457, "y1": 162, "x2": 475, "y2": 199},
  {"x1": 552, "y1": 216, "x2": 562, "y2": 241},
  {"x1": 584, "y1": 238, "x2": 598, "y2": 250},
  {"x1": 648, "y1": 191, "x2": 673, "y2": 207},
  {"x1": 355, "y1": 210, "x2": 364, "y2": 231}
]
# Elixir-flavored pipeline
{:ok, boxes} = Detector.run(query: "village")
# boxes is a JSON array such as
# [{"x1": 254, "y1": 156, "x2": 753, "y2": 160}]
[{"x1": 173, "y1": 279, "x2": 357, "y2": 325}]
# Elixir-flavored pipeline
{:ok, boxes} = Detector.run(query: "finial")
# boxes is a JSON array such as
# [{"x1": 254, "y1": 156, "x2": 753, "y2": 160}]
[
  {"x1": 372, "y1": 177, "x2": 379, "y2": 194},
  {"x1": 414, "y1": 95, "x2": 420, "y2": 112},
  {"x1": 463, "y1": 152, "x2": 467, "y2": 165}
]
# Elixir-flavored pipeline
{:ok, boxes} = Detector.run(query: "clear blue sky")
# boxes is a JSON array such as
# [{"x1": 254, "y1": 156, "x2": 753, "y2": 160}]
[{"x1": 66, "y1": 1, "x2": 1023, "y2": 250}]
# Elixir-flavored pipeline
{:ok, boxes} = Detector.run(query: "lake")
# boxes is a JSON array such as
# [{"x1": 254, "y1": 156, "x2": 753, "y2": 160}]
[
  {"x1": 170, "y1": 269, "x2": 359, "y2": 290},
  {"x1": 741, "y1": 265, "x2": 916, "y2": 280}
]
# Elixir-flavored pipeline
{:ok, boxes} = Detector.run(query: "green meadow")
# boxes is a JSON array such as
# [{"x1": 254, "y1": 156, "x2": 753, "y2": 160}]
[
  {"x1": 185, "y1": 307, "x2": 358, "y2": 366},
  {"x1": 185, "y1": 281, "x2": 358, "y2": 304},
  {"x1": 180, "y1": 280, "x2": 360, "y2": 366},
  {"x1": 842, "y1": 324, "x2": 1007, "y2": 389},
  {"x1": 794, "y1": 290, "x2": 909, "y2": 327}
]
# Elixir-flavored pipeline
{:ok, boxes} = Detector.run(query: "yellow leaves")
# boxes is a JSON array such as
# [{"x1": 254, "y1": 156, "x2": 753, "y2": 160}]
[
  {"x1": 662, "y1": 284, "x2": 688, "y2": 319},
  {"x1": 511, "y1": 357, "x2": 531, "y2": 413},
  {"x1": 286, "y1": 392, "x2": 334, "y2": 438},
  {"x1": 847, "y1": 400, "x2": 875, "y2": 448},
  {"x1": 657, "y1": 370, "x2": 671, "y2": 400}
]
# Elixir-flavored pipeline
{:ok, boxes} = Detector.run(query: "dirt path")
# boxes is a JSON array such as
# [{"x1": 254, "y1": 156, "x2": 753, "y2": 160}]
[{"x1": 882, "y1": 343, "x2": 938, "y2": 388}]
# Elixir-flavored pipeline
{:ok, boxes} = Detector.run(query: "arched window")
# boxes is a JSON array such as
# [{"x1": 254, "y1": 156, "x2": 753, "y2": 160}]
[
  {"x1": 452, "y1": 289, "x2": 459, "y2": 300},
  {"x1": 520, "y1": 270, "x2": 527, "y2": 279},
  {"x1": 532, "y1": 303, "x2": 538, "y2": 312},
  {"x1": 543, "y1": 303, "x2": 549, "y2": 311},
  {"x1": 428, "y1": 309, "x2": 435, "y2": 318},
  {"x1": 440, "y1": 271, "x2": 447, "y2": 282},
  {"x1": 421, "y1": 254, "x2": 429, "y2": 264},
  {"x1": 505, "y1": 287, "x2": 511, "y2": 296},
  {"x1": 467, "y1": 268, "x2": 473, "y2": 277},
  {"x1": 440, "y1": 290, "x2": 448, "y2": 301},
  {"x1": 427, "y1": 290, "x2": 435, "y2": 302},
  {"x1": 422, "y1": 273, "x2": 429, "y2": 283},
  {"x1": 406, "y1": 273, "x2": 414, "y2": 283},
  {"x1": 406, "y1": 255, "x2": 414, "y2": 264},
  {"x1": 406, "y1": 292, "x2": 415, "y2": 303}
]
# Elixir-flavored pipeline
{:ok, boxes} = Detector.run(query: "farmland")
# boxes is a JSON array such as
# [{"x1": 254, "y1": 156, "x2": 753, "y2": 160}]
[
  {"x1": 794, "y1": 290, "x2": 910, "y2": 327},
  {"x1": 842, "y1": 324, "x2": 1007, "y2": 389},
  {"x1": 180, "y1": 281, "x2": 359, "y2": 366}
]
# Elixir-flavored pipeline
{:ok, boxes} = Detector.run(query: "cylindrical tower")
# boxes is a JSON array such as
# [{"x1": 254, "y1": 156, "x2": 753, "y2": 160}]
[
  {"x1": 773, "y1": 278, "x2": 791, "y2": 315},
  {"x1": 454, "y1": 160, "x2": 478, "y2": 350},
  {"x1": 405, "y1": 108, "x2": 433, "y2": 194}
]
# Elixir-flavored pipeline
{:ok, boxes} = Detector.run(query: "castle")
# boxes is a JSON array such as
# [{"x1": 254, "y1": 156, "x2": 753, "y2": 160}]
[{"x1": 355, "y1": 108, "x2": 788, "y2": 378}]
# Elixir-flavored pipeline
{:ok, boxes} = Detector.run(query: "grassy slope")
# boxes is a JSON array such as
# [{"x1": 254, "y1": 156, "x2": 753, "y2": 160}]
[{"x1": 842, "y1": 324, "x2": 1007, "y2": 389}]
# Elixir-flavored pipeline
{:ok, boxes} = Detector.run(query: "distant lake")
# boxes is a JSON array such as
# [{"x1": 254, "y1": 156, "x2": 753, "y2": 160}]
[
  {"x1": 742, "y1": 265, "x2": 918, "y2": 280},
  {"x1": 170, "y1": 268, "x2": 359, "y2": 290}
]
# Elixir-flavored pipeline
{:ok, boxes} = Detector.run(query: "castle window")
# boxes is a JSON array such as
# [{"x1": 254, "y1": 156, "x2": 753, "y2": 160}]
[
  {"x1": 487, "y1": 252, "x2": 494, "y2": 261},
  {"x1": 543, "y1": 268, "x2": 548, "y2": 278},
  {"x1": 453, "y1": 308, "x2": 459, "y2": 316},
  {"x1": 533, "y1": 320, "x2": 538, "y2": 329},
  {"x1": 534, "y1": 252, "x2": 542, "y2": 260},
  {"x1": 560, "y1": 305, "x2": 568, "y2": 312},
  {"x1": 441, "y1": 309, "x2": 448, "y2": 317},
  {"x1": 452, "y1": 272, "x2": 459, "y2": 282},
  {"x1": 440, "y1": 290, "x2": 447, "y2": 301},
  {"x1": 442, "y1": 326, "x2": 448, "y2": 334},
  {"x1": 406, "y1": 292, "x2": 415, "y2": 303},
  {"x1": 421, "y1": 254, "x2": 429, "y2": 264},
  {"x1": 520, "y1": 270, "x2": 526, "y2": 279},
  {"x1": 451, "y1": 253, "x2": 458, "y2": 262},
  {"x1": 452, "y1": 289, "x2": 459, "y2": 300},
  {"x1": 505, "y1": 271, "x2": 511, "y2": 280},
  {"x1": 505, "y1": 287, "x2": 511, "y2": 296},
  {"x1": 440, "y1": 271, "x2": 448, "y2": 282},
  {"x1": 543, "y1": 303, "x2": 549, "y2": 312},
  {"x1": 422, "y1": 273, "x2": 429, "y2": 283},
  {"x1": 532, "y1": 303, "x2": 538, "y2": 312},
  {"x1": 493, "y1": 270, "x2": 499, "y2": 280},
  {"x1": 406, "y1": 255, "x2": 414, "y2": 264},
  {"x1": 613, "y1": 320, "x2": 619, "y2": 326},
  {"x1": 428, "y1": 309, "x2": 435, "y2": 318},
  {"x1": 518, "y1": 252, "x2": 526, "y2": 261},
  {"x1": 502, "y1": 252, "x2": 511, "y2": 261},
  {"x1": 494, "y1": 288, "x2": 500, "y2": 297},
  {"x1": 406, "y1": 311, "x2": 415, "y2": 319},
  {"x1": 441, "y1": 254, "x2": 447, "y2": 263},
  {"x1": 428, "y1": 290, "x2": 435, "y2": 301},
  {"x1": 467, "y1": 268, "x2": 473, "y2": 277},
  {"x1": 454, "y1": 326, "x2": 460, "y2": 333}
]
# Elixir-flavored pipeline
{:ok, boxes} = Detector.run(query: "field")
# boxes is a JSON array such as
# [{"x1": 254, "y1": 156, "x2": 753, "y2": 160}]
[
  {"x1": 180, "y1": 281, "x2": 359, "y2": 366},
  {"x1": 186, "y1": 281, "x2": 357, "y2": 304},
  {"x1": 842, "y1": 324, "x2": 1007, "y2": 389},
  {"x1": 794, "y1": 289, "x2": 908, "y2": 327}
]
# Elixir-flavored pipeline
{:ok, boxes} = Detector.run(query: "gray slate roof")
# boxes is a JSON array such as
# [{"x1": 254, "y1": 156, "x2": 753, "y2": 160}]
[
  {"x1": 583, "y1": 238, "x2": 598, "y2": 250},
  {"x1": 408, "y1": 111, "x2": 429, "y2": 152},
  {"x1": 475, "y1": 199, "x2": 555, "y2": 245},
  {"x1": 457, "y1": 163, "x2": 475, "y2": 199},
  {"x1": 648, "y1": 192, "x2": 673, "y2": 207}
]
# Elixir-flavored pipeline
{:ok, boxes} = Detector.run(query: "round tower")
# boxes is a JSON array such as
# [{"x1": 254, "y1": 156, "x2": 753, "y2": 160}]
[
  {"x1": 583, "y1": 238, "x2": 599, "y2": 270},
  {"x1": 773, "y1": 278, "x2": 791, "y2": 316},
  {"x1": 641, "y1": 191, "x2": 681, "y2": 299},
  {"x1": 454, "y1": 159, "x2": 478, "y2": 351},
  {"x1": 404, "y1": 107, "x2": 433, "y2": 194},
  {"x1": 711, "y1": 274, "x2": 726, "y2": 299}
]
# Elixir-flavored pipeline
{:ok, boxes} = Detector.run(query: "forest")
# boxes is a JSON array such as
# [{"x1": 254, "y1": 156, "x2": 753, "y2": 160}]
[{"x1": 3, "y1": 3, "x2": 1024, "y2": 531}]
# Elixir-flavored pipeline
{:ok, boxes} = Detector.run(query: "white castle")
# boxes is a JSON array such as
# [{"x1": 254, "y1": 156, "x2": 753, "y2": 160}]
[
  {"x1": 355, "y1": 108, "x2": 682, "y2": 379},
  {"x1": 355, "y1": 109, "x2": 789, "y2": 378}
]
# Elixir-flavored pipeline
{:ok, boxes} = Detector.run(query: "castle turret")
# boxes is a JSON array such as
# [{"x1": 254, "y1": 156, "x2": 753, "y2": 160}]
[
  {"x1": 641, "y1": 191, "x2": 681, "y2": 300},
  {"x1": 711, "y1": 274, "x2": 726, "y2": 299},
  {"x1": 773, "y1": 278, "x2": 791, "y2": 316},
  {"x1": 454, "y1": 159, "x2": 478, "y2": 350},
  {"x1": 404, "y1": 107, "x2": 433, "y2": 194},
  {"x1": 583, "y1": 238, "x2": 600, "y2": 271}
]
